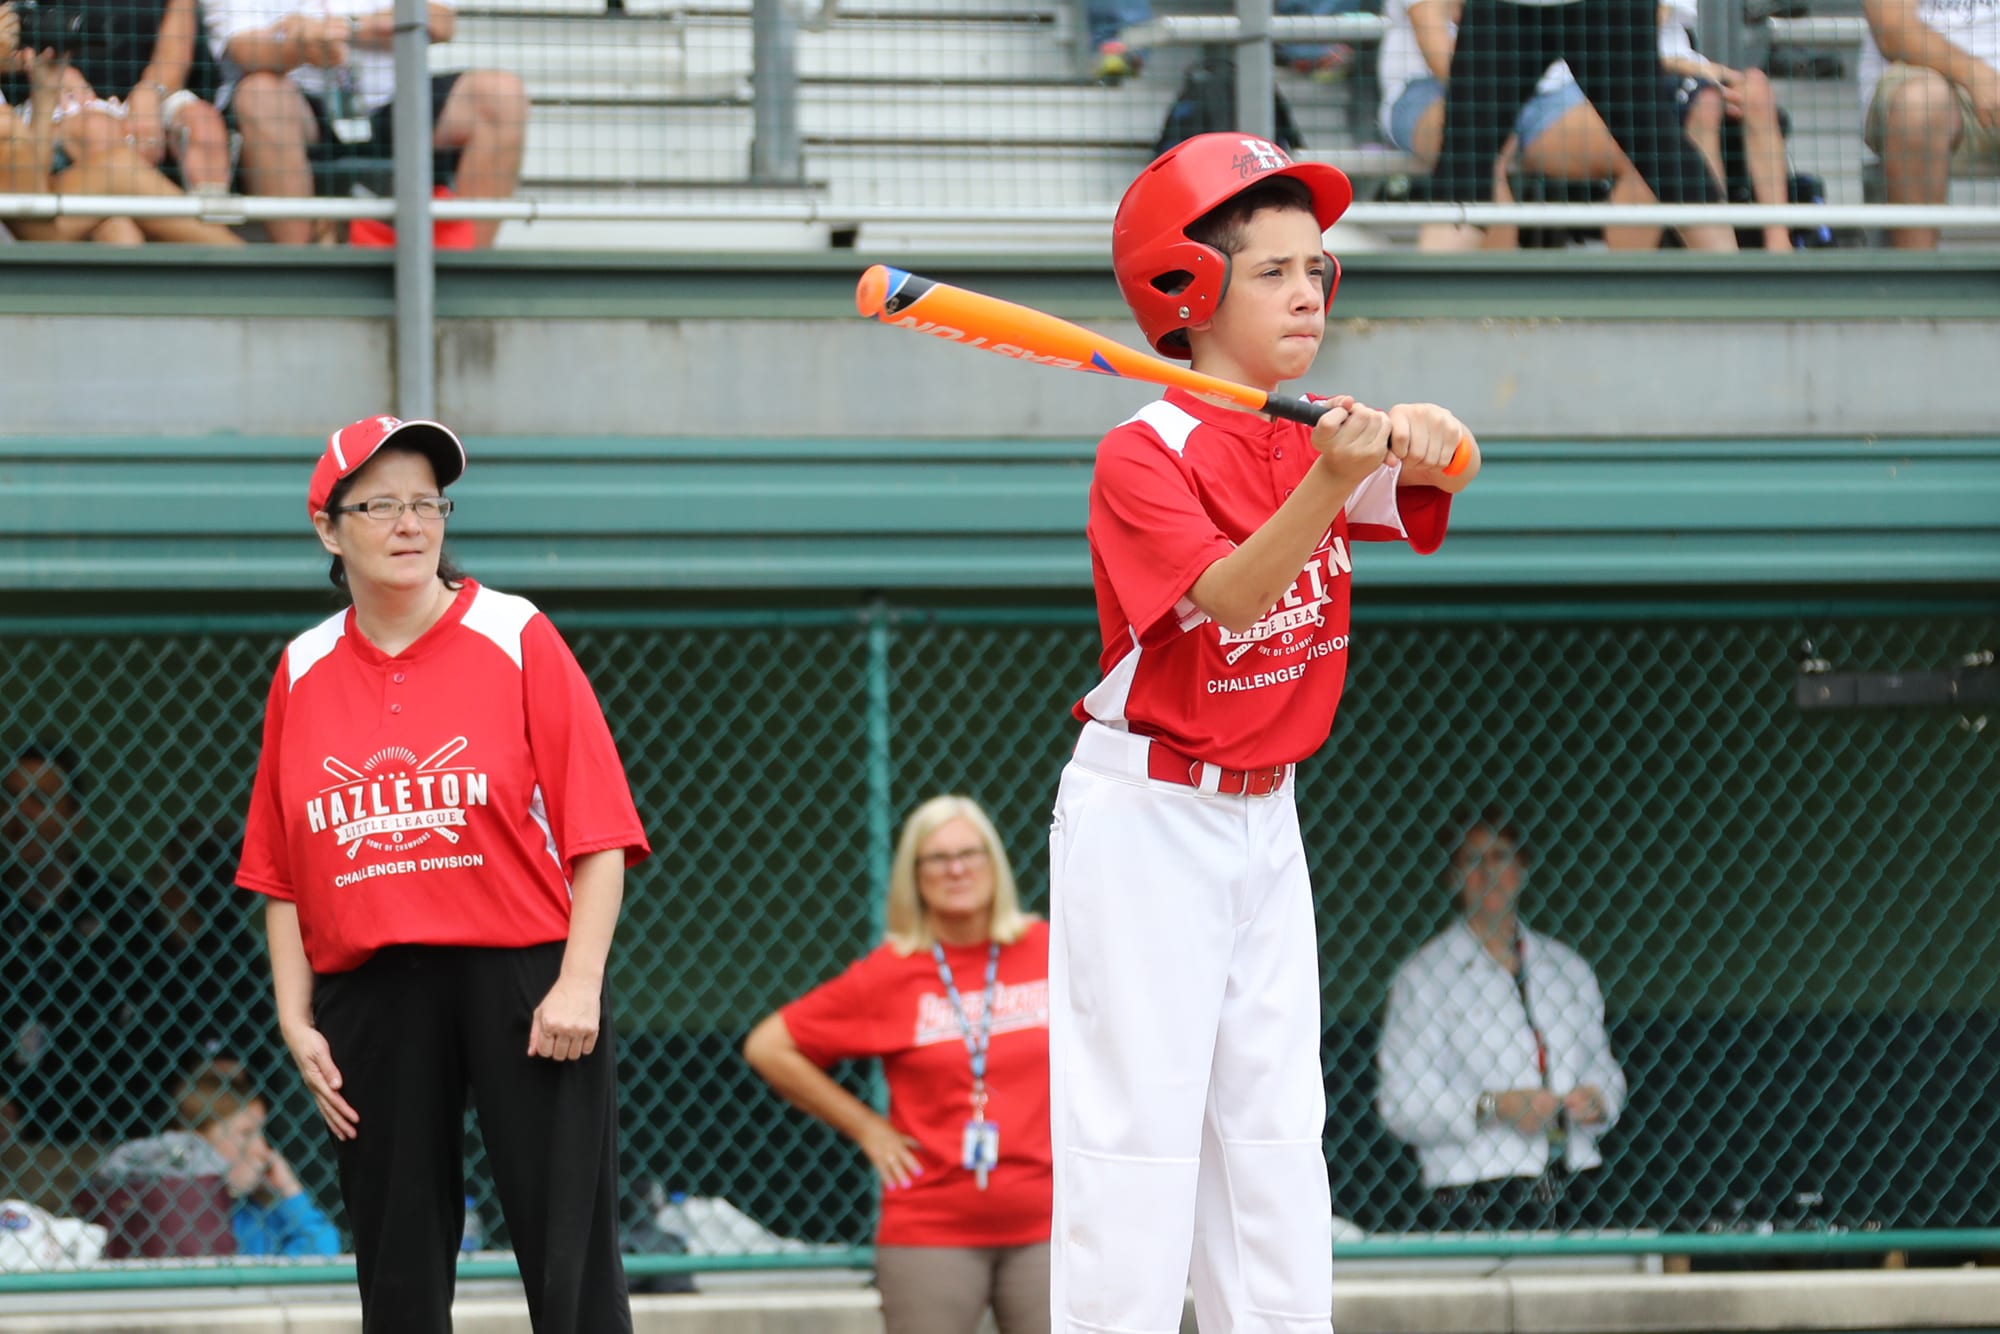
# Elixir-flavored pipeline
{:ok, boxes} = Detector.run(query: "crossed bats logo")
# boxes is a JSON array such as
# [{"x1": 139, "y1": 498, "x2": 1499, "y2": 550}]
[{"x1": 317, "y1": 737, "x2": 476, "y2": 861}]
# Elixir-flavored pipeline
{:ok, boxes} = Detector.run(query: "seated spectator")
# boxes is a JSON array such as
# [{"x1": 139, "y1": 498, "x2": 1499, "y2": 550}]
[
  {"x1": 89, "y1": 1062, "x2": 339, "y2": 1257},
  {"x1": 1861, "y1": 0, "x2": 2000, "y2": 250},
  {"x1": 1654, "y1": 0, "x2": 1795, "y2": 252},
  {"x1": 1380, "y1": 0, "x2": 1665, "y2": 251},
  {"x1": 1375, "y1": 806, "x2": 1626, "y2": 1231},
  {"x1": 1087, "y1": 0, "x2": 1149, "y2": 80},
  {"x1": 1088, "y1": 0, "x2": 1359, "y2": 82},
  {"x1": 203, "y1": 0, "x2": 526, "y2": 246},
  {"x1": 1, "y1": 743, "x2": 162, "y2": 1140},
  {"x1": 1524, "y1": 0, "x2": 1799, "y2": 250},
  {"x1": 1277, "y1": 0, "x2": 1362, "y2": 81},
  {"x1": 1, "y1": 30, "x2": 242, "y2": 243},
  {"x1": 1425, "y1": 0, "x2": 1736, "y2": 250},
  {"x1": 0, "y1": 0, "x2": 232, "y2": 193},
  {"x1": 177, "y1": 1063, "x2": 339, "y2": 1256}
]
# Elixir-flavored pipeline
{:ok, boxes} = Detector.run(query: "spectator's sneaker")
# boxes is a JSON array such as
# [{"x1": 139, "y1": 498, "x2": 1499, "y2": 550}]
[
  {"x1": 1288, "y1": 43, "x2": 1354, "y2": 82},
  {"x1": 1095, "y1": 40, "x2": 1140, "y2": 81}
]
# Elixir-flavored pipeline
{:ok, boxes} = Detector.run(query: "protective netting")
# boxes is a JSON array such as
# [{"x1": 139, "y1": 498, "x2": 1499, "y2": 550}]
[
  {"x1": 2, "y1": 604, "x2": 1996, "y2": 1270},
  {"x1": 3, "y1": 0, "x2": 1996, "y2": 249}
]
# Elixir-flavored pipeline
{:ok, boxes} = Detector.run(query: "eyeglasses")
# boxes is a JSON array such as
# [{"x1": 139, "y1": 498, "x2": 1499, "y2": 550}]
[
  {"x1": 329, "y1": 496, "x2": 454, "y2": 522},
  {"x1": 915, "y1": 846, "x2": 991, "y2": 873}
]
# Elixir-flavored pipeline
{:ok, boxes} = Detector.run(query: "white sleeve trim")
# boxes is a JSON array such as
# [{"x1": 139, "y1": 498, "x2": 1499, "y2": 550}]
[{"x1": 1344, "y1": 456, "x2": 1410, "y2": 534}]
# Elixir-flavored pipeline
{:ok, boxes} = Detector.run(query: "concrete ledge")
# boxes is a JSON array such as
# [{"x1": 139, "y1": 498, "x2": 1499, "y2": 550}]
[
  {"x1": 1505, "y1": 1269, "x2": 2000, "y2": 1334},
  {"x1": 4, "y1": 1270, "x2": 1995, "y2": 1334},
  {"x1": 1336, "y1": 1276, "x2": 1512, "y2": 1334}
]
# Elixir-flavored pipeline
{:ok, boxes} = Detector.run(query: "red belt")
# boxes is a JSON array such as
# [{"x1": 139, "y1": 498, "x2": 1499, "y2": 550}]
[{"x1": 1144, "y1": 739, "x2": 1290, "y2": 798}]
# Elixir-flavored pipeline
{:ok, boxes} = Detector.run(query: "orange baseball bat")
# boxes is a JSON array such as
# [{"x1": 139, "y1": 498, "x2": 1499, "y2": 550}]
[{"x1": 855, "y1": 264, "x2": 1469, "y2": 476}]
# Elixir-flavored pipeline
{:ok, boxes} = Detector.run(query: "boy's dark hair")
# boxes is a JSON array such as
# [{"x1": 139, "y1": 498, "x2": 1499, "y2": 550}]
[
  {"x1": 171, "y1": 1062, "x2": 258, "y2": 1132},
  {"x1": 322, "y1": 444, "x2": 469, "y2": 594},
  {"x1": 1184, "y1": 177, "x2": 1317, "y2": 259}
]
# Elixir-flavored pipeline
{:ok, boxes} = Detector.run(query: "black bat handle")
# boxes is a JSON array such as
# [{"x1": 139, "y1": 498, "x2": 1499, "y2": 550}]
[{"x1": 1263, "y1": 394, "x2": 1335, "y2": 426}]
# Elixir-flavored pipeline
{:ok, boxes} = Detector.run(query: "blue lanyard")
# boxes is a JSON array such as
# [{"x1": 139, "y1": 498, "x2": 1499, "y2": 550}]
[{"x1": 931, "y1": 940, "x2": 1000, "y2": 1113}]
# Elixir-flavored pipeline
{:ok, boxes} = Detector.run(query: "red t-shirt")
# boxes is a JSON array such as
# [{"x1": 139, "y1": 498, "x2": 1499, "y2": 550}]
[
  {"x1": 237, "y1": 580, "x2": 650, "y2": 974},
  {"x1": 781, "y1": 921, "x2": 1051, "y2": 1248},
  {"x1": 1074, "y1": 389, "x2": 1453, "y2": 770}
]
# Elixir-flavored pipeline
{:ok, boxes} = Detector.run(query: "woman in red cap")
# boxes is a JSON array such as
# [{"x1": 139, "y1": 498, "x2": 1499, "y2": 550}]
[{"x1": 236, "y1": 415, "x2": 651, "y2": 1334}]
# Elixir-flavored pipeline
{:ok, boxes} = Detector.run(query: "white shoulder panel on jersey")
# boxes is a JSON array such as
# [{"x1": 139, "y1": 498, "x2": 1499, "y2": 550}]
[
  {"x1": 285, "y1": 610, "x2": 349, "y2": 691},
  {"x1": 1127, "y1": 399, "x2": 1203, "y2": 456},
  {"x1": 460, "y1": 585, "x2": 541, "y2": 670}
]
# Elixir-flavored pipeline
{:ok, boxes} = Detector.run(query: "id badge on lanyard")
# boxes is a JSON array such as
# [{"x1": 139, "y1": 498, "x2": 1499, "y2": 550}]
[
  {"x1": 1515, "y1": 932, "x2": 1568, "y2": 1157},
  {"x1": 934, "y1": 941, "x2": 1001, "y2": 1189}
]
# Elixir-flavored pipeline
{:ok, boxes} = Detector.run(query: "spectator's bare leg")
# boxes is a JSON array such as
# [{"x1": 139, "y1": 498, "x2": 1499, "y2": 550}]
[
  {"x1": 50, "y1": 143, "x2": 243, "y2": 244},
  {"x1": 54, "y1": 109, "x2": 134, "y2": 187},
  {"x1": 6, "y1": 213, "x2": 143, "y2": 242},
  {"x1": 1522, "y1": 103, "x2": 1660, "y2": 251},
  {"x1": 1730, "y1": 71, "x2": 1793, "y2": 251},
  {"x1": 1412, "y1": 102, "x2": 1504, "y2": 251},
  {"x1": 1483, "y1": 137, "x2": 1522, "y2": 251},
  {"x1": 1880, "y1": 69, "x2": 1958, "y2": 250},
  {"x1": 1567, "y1": 0, "x2": 1733, "y2": 250},
  {"x1": 172, "y1": 98, "x2": 234, "y2": 194},
  {"x1": 435, "y1": 70, "x2": 528, "y2": 248},
  {"x1": 232, "y1": 71, "x2": 319, "y2": 245}
]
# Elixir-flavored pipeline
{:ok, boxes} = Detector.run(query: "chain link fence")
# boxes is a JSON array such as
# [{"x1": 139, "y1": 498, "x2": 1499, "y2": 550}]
[
  {"x1": 2, "y1": 602, "x2": 1997, "y2": 1277},
  {"x1": 4, "y1": 0, "x2": 1998, "y2": 247}
]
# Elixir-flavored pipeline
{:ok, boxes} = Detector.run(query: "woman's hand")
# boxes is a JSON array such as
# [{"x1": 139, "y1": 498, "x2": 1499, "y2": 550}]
[
  {"x1": 0, "y1": 4, "x2": 20, "y2": 65},
  {"x1": 528, "y1": 971, "x2": 601, "y2": 1061},
  {"x1": 283, "y1": 1020, "x2": 359, "y2": 1140},
  {"x1": 855, "y1": 1115, "x2": 925, "y2": 1190}
]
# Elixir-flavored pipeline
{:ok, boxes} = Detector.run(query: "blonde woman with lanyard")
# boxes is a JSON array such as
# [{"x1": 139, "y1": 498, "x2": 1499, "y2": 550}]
[{"x1": 744, "y1": 794, "x2": 1052, "y2": 1334}]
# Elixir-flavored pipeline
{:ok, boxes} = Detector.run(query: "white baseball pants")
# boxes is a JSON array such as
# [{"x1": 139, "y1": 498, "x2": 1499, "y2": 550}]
[{"x1": 1048, "y1": 723, "x2": 1334, "y2": 1334}]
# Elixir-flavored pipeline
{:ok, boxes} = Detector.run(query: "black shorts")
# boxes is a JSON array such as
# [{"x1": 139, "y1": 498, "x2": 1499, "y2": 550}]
[{"x1": 306, "y1": 71, "x2": 464, "y2": 157}]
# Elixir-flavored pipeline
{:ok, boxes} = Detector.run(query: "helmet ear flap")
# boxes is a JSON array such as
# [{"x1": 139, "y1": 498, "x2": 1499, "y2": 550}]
[{"x1": 1321, "y1": 251, "x2": 1342, "y2": 309}]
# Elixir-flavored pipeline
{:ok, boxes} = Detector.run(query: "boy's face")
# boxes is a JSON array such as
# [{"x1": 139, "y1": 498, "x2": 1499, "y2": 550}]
[{"x1": 1192, "y1": 206, "x2": 1329, "y2": 389}]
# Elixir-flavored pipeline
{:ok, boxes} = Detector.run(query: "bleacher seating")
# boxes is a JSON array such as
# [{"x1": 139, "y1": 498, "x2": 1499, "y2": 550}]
[{"x1": 394, "y1": 0, "x2": 1995, "y2": 248}]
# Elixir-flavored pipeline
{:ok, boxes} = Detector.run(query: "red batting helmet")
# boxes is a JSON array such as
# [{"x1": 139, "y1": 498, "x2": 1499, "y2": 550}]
[{"x1": 1112, "y1": 133, "x2": 1353, "y2": 358}]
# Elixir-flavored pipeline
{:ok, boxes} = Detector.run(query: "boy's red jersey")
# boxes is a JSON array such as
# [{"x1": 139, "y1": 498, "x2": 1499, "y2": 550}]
[{"x1": 1074, "y1": 389, "x2": 1452, "y2": 771}]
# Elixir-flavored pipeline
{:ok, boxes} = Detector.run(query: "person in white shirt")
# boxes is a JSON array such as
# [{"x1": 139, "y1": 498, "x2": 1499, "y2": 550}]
[
  {"x1": 203, "y1": 0, "x2": 525, "y2": 246},
  {"x1": 1860, "y1": 0, "x2": 2000, "y2": 249},
  {"x1": 1376, "y1": 807, "x2": 1626, "y2": 1230}
]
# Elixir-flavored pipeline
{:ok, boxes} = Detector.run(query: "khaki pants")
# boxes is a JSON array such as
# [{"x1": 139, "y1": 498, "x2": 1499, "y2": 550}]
[
  {"x1": 876, "y1": 1241, "x2": 1051, "y2": 1334},
  {"x1": 1865, "y1": 63, "x2": 2000, "y2": 166}
]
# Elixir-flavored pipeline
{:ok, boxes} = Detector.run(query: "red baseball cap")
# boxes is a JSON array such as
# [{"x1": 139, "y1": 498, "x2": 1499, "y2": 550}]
[{"x1": 307, "y1": 415, "x2": 468, "y2": 518}]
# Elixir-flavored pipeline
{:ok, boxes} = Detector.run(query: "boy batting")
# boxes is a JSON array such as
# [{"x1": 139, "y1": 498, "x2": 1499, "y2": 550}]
[{"x1": 1047, "y1": 133, "x2": 1482, "y2": 1333}]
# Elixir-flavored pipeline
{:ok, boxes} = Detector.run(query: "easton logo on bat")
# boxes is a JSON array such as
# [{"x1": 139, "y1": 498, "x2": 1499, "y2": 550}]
[
  {"x1": 880, "y1": 316, "x2": 1113, "y2": 372},
  {"x1": 871, "y1": 266, "x2": 1125, "y2": 375}
]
